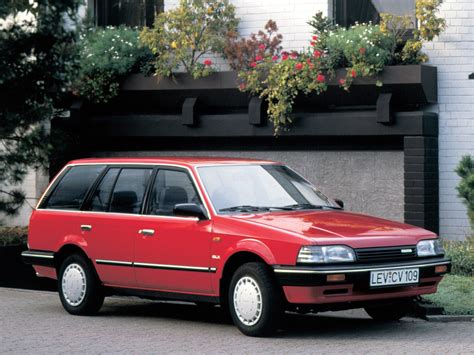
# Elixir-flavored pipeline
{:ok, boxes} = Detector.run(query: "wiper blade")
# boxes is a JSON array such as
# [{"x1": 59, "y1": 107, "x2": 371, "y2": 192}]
[
  {"x1": 219, "y1": 205, "x2": 271, "y2": 212},
  {"x1": 282, "y1": 203, "x2": 342, "y2": 210}
]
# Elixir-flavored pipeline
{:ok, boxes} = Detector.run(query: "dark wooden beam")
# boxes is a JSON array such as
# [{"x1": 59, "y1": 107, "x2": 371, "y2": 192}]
[
  {"x1": 376, "y1": 93, "x2": 393, "y2": 124},
  {"x1": 248, "y1": 97, "x2": 263, "y2": 125},
  {"x1": 182, "y1": 97, "x2": 198, "y2": 126}
]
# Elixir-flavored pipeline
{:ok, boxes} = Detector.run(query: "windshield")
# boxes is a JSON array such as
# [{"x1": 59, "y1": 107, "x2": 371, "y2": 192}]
[{"x1": 197, "y1": 164, "x2": 339, "y2": 214}]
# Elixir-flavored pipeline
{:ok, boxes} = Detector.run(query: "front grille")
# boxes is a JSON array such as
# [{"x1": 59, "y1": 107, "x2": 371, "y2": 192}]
[{"x1": 355, "y1": 245, "x2": 417, "y2": 263}]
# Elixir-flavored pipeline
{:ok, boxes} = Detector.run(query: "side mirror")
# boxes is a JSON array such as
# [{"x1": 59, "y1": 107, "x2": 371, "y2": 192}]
[
  {"x1": 173, "y1": 203, "x2": 207, "y2": 219},
  {"x1": 334, "y1": 199, "x2": 344, "y2": 209}
]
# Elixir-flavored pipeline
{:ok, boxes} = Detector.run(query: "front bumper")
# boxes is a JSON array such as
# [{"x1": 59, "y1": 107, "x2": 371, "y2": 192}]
[{"x1": 273, "y1": 257, "x2": 451, "y2": 305}]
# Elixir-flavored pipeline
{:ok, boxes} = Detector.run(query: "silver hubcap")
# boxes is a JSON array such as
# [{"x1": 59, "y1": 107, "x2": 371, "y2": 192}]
[
  {"x1": 233, "y1": 276, "x2": 263, "y2": 326},
  {"x1": 62, "y1": 263, "x2": 87, "y2": 307}
]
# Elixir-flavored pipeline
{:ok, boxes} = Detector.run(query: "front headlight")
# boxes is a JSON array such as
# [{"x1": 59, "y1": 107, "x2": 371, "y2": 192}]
[
  {"x1": 417, "y1": 239, "x2": 445, "y2": 257},
  {"x1": 297, "y1": 245, "x2": 356, "y2": 264}
]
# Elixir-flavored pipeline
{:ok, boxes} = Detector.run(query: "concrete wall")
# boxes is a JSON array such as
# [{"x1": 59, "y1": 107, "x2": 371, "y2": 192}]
[
  {"x1": 423, "y1": 0, "x2": 474, "y2": 239},
  {"x1": 96, "y1": 150, "x2": 405, "y2": 222}
]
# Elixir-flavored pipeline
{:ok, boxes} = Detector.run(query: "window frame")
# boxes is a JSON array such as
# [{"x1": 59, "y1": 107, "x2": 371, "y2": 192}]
[
  {"x1": 91, "y1": 0, "x2": 164, "y2": 28},
  {"x1": 144, "y1": 166, "x2": 205, "y2": 218}
]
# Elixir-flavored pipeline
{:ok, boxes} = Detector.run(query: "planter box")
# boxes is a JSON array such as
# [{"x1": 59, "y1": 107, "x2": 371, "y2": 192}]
[{"x1": 115, "y1": 65, "x2": 436, "y2": 111}]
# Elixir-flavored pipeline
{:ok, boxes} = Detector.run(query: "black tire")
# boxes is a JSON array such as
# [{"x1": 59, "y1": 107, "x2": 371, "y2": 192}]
[
  {"x1": 58, "y1": 254, "x2": 104, "y2": 315},
  {"x1": 364, "y1": 299, "x2": 413, "y2": 321},
  {"x1": 228, "y1": 262, "x2": 282, "y2": 337}
]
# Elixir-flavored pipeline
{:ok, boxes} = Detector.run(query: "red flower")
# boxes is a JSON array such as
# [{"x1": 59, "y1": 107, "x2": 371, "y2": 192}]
[
  {"x1": 290, "y1": 52, "x2": 298, "y2": 59},
  {"x1": 313, "y1": 50, "x2": 322, "y2": 58},
  {"x1": 250, "y1": 61, "x2": 257, "y2": 68},
  {"x1": 351, "y1": 69, "x2": 357, "y2": 78},
  {"x1": 359, "y1": 47, "x2": 366, "y2": 55},
  {"x1": 339, "y1": 78, "x2": 346, "y2": 85},
  {"x1": 203, "y1": 59, "x2": 212, "y2": 66},
  {"x1": 310, "y1": 41, "x2": 316, "y2": 47},
  {"x1": 272, "y1": 55, "x2": 279, "y2": 61},
  {"x1": 295, "y1": 62, "x2": 304, "y2": 70},
  {"x1": 317, "y1": 73, "x2": 325, "y2": 82},
  {"x1": 282, "y1": 53, "x2": 289, "y2": 61},
  {"x1": 239, "y1": 83, "x2": 246, "y2": 90},
  {"x1": 255, "y1": 55, "x2": 263, "y2": 61},
  {"x1": 312, "y1": 35, "x2": 318, "y2": 41},
  {"x1": 258, "y1": 44, "x2": 266, "y2": 50}
]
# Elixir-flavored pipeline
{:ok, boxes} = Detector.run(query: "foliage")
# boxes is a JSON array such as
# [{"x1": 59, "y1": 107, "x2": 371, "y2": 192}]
[
  {"x1": 140, "y1": 0, "x2": 238, "y2": 79},
  {"x1": 236, "y1": 17, "x2": 393, "y2": 133},
  {"x1": 0, "y1": 0, "x2": 80, "y2": 217},
  {"x1": 443, "y1": 236, "x2": 474, "y2": 276},
  {"x1": 74, "y1": 26, "x2": 153, "y2": 103},
  {"x1": 380, "y1": 0, "x2": 446, "y2": 65},
  {"x1": 325, "y1": 24, "x2": 393, "y2": 89},
  {"x1": 424, "y1": 274, "x2": 474, "y2": 315},
  {"x1": 0, "y1": 226, "x2": 28, "y2": 246},
  {"x1": 456, "y1": 155, "x2": 474, "y2": 229},
  {"x1": 224, "y1": 20, "x2": 282, "y2": 72}
]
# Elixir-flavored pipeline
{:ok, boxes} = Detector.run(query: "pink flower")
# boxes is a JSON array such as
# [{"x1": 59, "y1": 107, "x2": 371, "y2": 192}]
[
  {"x1": 239, "y1": 83, "x2": 246, "y2": 90},
  {"x1": 203, "y1": 59, "x2": 212, "y2": 66},
  {"x1": 312, "y1": 35, "x2": 318, "y2": 41},
  {"x1": 317, "y1": 73, "x2": 325, "y2": 82},
  {"x1": 313, "y1": 50, "x2": 322, "y2": 58},
  {"x1": 339, "y1": 78, "x2": 346, "y2": 85},
  {"x1": 359, "y1": 47, "x2": 366, "y2": 55},
  {"x1": 255, "y1": 55, "x2": 263, "y2": 61},
  {"x1": 250, "y1": 61, "x2": 257, "y2": 68},
  {"x1": 258, "y1": 44, "x2": 266, "y2": 50},
  {"x1": 272, "y1": 55, "x2": 279, "y2": 61},
  {"x1": 351, "y1": 69, "x2": 357, "y2": 78},
  {"x1": 282, "y1": 53, "x2": 289, "y2": 61},
  {"x1": 290, "y1": 52, "x2": 298, "y2": 59},
  {"x1": 295, "y1": 62, "x2": 304, "y2": 70}
]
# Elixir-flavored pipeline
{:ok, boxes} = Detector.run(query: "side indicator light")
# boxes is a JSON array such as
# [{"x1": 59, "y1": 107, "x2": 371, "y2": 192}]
[
  {"x1": 435, "y1": 265, "x2": 448, "y2": 274},
  {"x1": 327, "y1": 274, "x2": 346, "y2": 282}
]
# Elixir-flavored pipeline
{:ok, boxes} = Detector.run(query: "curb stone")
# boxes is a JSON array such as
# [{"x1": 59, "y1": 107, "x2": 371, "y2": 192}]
[{"x1": 425, "y1": 315, "x2": 473, "y2": 322}]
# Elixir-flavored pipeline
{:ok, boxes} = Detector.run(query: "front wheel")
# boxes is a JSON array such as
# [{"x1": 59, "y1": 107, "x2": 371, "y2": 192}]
[
  {"x1": 58, "y1": 254, "x2": 104, "y2": 315},
  {"x1": 228, "y1": 262, "x2": 282, "y2": 337},
  {"x1": 364, "y1": 299, "x2": 413, "y2": 321}
]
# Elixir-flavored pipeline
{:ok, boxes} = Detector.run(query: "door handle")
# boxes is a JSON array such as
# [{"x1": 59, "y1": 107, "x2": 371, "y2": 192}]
[
  {"x1": 81, "y1": 225, "x2": 92, "y2": 231},
  {"x1": 139, "y1": 229, "x2": 155, "y2": 236}
]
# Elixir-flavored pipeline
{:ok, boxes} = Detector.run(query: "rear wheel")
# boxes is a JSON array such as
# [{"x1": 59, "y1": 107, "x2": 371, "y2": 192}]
[
  {"x1": 365, "y1": 299, "x2": 413, "y2": 321},
  {"x1": 58, "y1": 254, "x2": 104, "y2": 315},
  {"x1": 228, "y1": 262, "x2": 282, "y2": 337}
]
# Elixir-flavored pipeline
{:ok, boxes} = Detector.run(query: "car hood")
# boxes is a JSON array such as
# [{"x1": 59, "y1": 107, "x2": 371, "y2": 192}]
[{"x1": 228, "y1": 210, "x2": 437, "y2": 248}]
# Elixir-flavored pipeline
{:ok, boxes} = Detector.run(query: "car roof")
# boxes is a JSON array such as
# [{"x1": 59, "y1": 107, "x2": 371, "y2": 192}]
[{"x1": 67, "y1": 157, "x2": 280, "y2": 167}]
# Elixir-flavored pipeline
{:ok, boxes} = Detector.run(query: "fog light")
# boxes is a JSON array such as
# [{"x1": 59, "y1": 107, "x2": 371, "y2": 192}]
[
  {"x1": 435, "y1": 265, "x2": 448, "y2": 274},
  {"x1": 327, "y1": 274, "x2": 345, "y2": 282}
]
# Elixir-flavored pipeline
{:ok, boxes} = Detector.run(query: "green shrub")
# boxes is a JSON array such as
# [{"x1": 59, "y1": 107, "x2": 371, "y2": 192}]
[
  {"x1": 140, "y1": 0, "x2": 239, "y2": 79},
  {"x1": 425, "y1": 274, "x2": 474, "y2": 315},
  {"x1": 455, "y1": 155, "x2": 474, "y2": 229},
  {"x1": 75, "y1": 26, "x2": 153, "y2": 103},
  {"x1": 0, "y1": 226, "x2": 28, "y2": 246},
  {"x1": 444, "y1": 237, "x2": 474, "y2": 276}
]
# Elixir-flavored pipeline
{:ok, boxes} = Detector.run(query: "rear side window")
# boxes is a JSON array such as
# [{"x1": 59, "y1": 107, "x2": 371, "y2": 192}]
[
  {"x1": 44, "y1": 165, "x2": 105, "y2": 210},
  {"x1": 109, "y1": 168, "x2": 153, "y2": 214},
  {"x1": 89, "y1": 168, "x2": 120, "y2": 212}
]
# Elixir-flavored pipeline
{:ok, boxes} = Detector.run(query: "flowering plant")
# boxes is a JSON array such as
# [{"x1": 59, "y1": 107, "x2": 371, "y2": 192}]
[
  {"x1": 140, "y1": 0, "x2": 238, "y2": 79},
  {"x1": 75, "y1": 26, "x2": 152, "y2": 103}
]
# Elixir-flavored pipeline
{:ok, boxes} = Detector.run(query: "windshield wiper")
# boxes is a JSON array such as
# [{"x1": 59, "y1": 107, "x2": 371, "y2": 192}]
[
  {"x1": 219, "y1": 205, "x2": 271, "y2": 212},
  {"x1": 282, "y1": 203, "x2": 342, "y2": 210}
]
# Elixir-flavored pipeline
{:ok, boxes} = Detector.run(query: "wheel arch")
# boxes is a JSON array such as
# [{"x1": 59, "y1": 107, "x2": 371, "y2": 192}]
[{"x1": 54, "y1": 244, "x2": 92, "y2": 275}]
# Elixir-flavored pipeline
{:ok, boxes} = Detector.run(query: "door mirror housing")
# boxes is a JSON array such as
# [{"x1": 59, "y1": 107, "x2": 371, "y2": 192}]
[
  {"x1": 334, "y1": 199, "x2": 344, "y2": 209},
  {"x1": 173, "y1": 203, "x2": 207, "y2": 219}
]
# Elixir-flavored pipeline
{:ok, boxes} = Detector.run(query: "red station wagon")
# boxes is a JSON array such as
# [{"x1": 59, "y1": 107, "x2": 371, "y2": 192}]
[{"x1": 23, "y1": 157, "x2": 451, "y2": 336}]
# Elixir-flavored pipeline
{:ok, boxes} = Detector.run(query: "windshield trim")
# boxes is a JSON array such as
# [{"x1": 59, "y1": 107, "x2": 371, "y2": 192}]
[{"x1": 195, "y1": 164, "x2": 335, "y2": 216}]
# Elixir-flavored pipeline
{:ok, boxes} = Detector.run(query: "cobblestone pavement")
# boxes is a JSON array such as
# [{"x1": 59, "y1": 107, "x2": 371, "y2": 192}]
[{"x1": 1, "y1": 288, "x2": 473, "y2": 354}]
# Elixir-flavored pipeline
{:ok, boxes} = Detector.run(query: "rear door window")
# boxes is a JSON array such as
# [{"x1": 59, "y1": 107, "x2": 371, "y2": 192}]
[
  {"x1": 109, "y1": 168, "x2": 153, "y2": 214},
  {"x1": 88, "y1": 168, "x2": 120, "y2": 212},
  {"x1": 43, "y1": 165, "x2": 105, "y2": 210}
]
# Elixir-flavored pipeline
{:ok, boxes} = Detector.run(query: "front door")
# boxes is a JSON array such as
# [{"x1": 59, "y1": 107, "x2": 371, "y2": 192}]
[{"x1": 134, "y1": 168, "x2": 214, "y2": 294}]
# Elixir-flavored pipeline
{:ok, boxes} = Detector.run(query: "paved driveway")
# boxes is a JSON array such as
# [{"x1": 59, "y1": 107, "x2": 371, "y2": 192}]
[{"x1": 0, "y1": 288, "x2": 473, "y2": 354}]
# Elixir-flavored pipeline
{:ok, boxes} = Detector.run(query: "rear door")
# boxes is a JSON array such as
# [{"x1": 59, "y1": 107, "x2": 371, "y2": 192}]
[
  {"x1": 134, "y1": 167, "x2": 214, "y2": 294},
  {"x1": 83, "y1": 166, "x2": 153, "y2": 288}
]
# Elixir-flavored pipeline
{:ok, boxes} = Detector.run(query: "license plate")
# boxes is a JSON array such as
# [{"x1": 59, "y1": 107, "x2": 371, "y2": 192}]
[{"x1": 370, "y1": 268, "x2": 419, "y2": 288}]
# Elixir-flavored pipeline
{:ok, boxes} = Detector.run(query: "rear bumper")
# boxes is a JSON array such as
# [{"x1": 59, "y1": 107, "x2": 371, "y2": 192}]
[
  {"x1": 273, "y1": 257, "x2": 451, "y2": 305},
  {"x1": 22, "y1": 250, "x2": 55, "y2": 267}
]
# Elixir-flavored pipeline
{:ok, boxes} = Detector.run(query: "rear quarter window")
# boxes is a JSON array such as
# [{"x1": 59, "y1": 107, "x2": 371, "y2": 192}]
[{"x1": 42, "y1": 165, "x2": 105, "y2": 210}]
